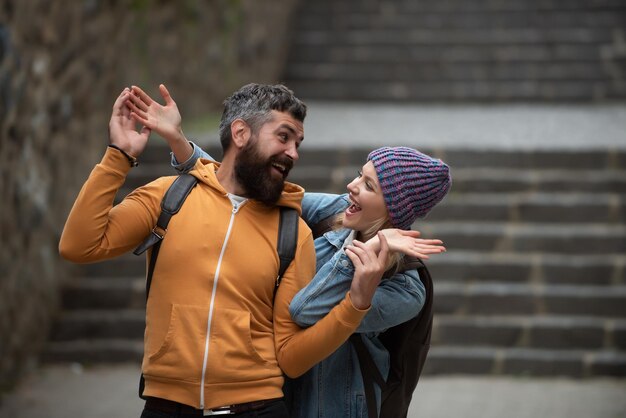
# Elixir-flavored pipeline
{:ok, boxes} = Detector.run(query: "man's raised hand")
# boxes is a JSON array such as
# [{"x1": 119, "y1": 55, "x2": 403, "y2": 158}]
[
  {"x1": 125, "y1": 84, "x2": 193, "y2": 162},
  {"x1": 109, "y1": 88, "x2": 151, "y2": 157},
  {"x1": 126, "y1": 84, "x2": 185, "y2": 144}
]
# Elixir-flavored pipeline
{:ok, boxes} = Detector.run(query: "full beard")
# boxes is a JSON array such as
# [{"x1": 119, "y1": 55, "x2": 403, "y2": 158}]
[{"x1": 234, "y1": 140, "x2": 292, "y2": 206}]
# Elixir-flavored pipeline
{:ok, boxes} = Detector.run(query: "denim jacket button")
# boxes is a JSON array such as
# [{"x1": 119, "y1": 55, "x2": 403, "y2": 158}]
[{"x1": 341, "y1": 260, "x2": 349, "y2": 267}]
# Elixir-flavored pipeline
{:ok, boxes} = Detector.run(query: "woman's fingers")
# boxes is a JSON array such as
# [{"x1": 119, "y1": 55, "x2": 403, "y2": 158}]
[
  {"x1": 345, "y1": 243, "x2": 370, "y2": 265},
  {"x1": 131, "y1": 85, "x2": 153, "y2": 106},
  {"x1": 401, "y1": 230, "x2": 421, "y2": 238},
  {"x1": 125, "y1": 98, "x2": 146, "y2": 119},
  {"x1": 377, "y1": 232, "x2": 389, "y2": 264},
  {"x1": 159, "y1": 84, "x2": 175, "y2": 105}
]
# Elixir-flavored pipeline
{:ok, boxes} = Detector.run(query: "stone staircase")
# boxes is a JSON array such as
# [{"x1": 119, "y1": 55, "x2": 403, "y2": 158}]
[
  {"x1": 45, "y1": 143, "x2": 626, "y2": 377},
  {"x1": 282, "y1": 0, "x2": 626, "y2": 101}
]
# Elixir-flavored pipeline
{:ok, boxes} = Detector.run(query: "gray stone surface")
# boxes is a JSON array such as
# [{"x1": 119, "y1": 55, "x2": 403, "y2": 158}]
[
  {"x1": 193, "y1": 102, "x2": 626, "y2": 151},
  {"x1": 2, "y1": 364, "x2": 625, "y2": 418}
]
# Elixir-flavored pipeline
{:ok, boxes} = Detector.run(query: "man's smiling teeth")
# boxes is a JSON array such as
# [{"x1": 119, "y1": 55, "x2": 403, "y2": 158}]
[{"x1": 272, "y1": 163, "x2": 286, "y2": 173}]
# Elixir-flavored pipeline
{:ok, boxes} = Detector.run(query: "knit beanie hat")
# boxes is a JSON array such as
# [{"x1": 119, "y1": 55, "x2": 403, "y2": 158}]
[{"x1": 367, "y1": 147, "x2": 451, "y2": 230}]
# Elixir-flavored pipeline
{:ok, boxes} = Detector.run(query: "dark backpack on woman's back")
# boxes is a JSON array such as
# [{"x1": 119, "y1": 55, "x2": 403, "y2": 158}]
[{"x1": 313, "y1": 218, "x2": 434, "y2": 418}]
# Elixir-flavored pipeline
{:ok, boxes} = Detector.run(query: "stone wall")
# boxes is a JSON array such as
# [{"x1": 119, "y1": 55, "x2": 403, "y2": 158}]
[{"x1": 0, "y1": 0, "x2": 297, "y2": 391}]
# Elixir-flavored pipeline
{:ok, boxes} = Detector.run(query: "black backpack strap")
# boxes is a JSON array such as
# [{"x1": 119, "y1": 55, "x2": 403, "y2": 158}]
[
  {"x1": 133, "y1": 174, "x2": 198, "y2": 257},
  {"x1": 276, "y1": 207, "x2": 299, "y2": 291},
  {"x1": 132, "y1": 174, "x2": 197, "y2": 399},
  {"x1": 351, "y1": 256, "x2": 425, "y2": 418},
  {"x1": 379, "y1": 262, "x2": 434, "y2": 417},
  {"x1": 350, "y1": 334, "x2": 386, "y2": 418}
]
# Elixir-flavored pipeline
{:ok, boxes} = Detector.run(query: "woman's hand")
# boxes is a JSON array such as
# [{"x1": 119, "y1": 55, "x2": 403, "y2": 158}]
[
  {"x1": 377, "y1": 229, "x2": 445, "y2": 260},
  {"x1": 125, "y1": 84, "x2": 193, "y2": 162},
  {"x1": 346, "y1": 232, "x2": 390, "y2": 310}
]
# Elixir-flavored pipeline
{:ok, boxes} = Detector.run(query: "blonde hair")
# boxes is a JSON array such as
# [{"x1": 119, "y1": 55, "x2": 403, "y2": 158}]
[{"x1": 334, "y1": 213, "x2": 403, "y2": 272}]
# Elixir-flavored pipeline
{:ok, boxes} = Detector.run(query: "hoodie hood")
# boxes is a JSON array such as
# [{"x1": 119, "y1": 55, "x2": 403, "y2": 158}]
[{"x1": 189, "y1": 158, "x2": 305, "y2": 215}]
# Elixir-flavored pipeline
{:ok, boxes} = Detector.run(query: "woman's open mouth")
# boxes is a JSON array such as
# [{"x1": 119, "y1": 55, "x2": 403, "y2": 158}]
[{"x1": 345, "y1": 200, "x2": 362, "y2": 216}]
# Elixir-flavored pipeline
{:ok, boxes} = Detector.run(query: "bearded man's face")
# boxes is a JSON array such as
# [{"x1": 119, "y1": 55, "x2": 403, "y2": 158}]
[{"x1": 234, "y1": 135, "x2": 293, "y2": 205}]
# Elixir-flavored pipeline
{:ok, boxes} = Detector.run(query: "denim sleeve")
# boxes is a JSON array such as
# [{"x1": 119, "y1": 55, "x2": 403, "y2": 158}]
[
  {"x1": 289, "y1": 248, "x2": 356, "y2": 327},
  {"x1": 171, "y1": 141, "x2": 214, "y2": 173},
  {"x1": 357, "y1": 269, "x2": 425, "y2": 333},
  {"x1": 290, "y1": 256, "x2": 425, "y2": 334},
  {"x1": 301, "y1": 193, "x2": 350, "y2": 226}
]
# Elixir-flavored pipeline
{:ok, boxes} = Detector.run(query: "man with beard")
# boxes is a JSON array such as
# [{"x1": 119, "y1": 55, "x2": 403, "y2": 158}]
[{"x1": 60, "y1": 83, "x2": 386, "y2": 418}]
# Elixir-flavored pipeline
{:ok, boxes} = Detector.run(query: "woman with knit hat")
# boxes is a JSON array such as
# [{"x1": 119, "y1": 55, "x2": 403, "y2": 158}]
[
  {"x1": 173, "y1": 143, "x2": 451, "y2": 418},
  {"x1": 284, "y1": 146, "x2": 450, "y2": 418}
]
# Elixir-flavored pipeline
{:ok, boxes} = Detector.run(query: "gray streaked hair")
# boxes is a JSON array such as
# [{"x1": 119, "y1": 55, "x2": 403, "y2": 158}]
[{"x1": 219, "y1": 83, "x2": 307, "y2": 151}]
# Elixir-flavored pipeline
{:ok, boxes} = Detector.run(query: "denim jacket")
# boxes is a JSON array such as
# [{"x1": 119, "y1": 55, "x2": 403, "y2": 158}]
[{"x1": 173, "y1": 143, "x2": 426, "y2": 418}]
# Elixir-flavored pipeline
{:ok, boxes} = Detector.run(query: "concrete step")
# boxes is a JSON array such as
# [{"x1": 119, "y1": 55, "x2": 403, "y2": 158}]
[
  {"x1": 286, "y1": 61, "x2": 607, "y2": 83},
  {"x1": 61, "y1": 277, "x2": 145, "y2": 310},
  {"x1": 298, "y1": 8, "x2": 625, "y2": 31},
  {"x1": 434, "y1": 283, "x2": 626, "y2": 317},
  {"x1": 137, "y1": 145, "x2": 626, "y2": 171},
  {"x1": 291, "y1": 28, "x2": 615, "y2": 47},
  {"x1": 287, "y1": 44, "x2": 606, "y2": 65},
  {"x1": 82, "y1": 255, "x2": 146, "y2": 277},
  {"x1": 419, "y1": 222, "x2": 626, "y2": 254},
  {"x1": 436, "y1": 168, "x2": 626, "y2": 194},
  {"x1": 423, "y1": 346, "x2": 626, "y2": 377},
  {"x1": 284, "y1": 80, "x2": 609, "y2": 101},
  {"x1": 77, "y1": 249, "x2": 625, "y2": 287},
  {"x1": 124, "y1": 164, "x2": 626, "y2": 197},
  {"x1": 432, "y1": 315, "x2": 626, "y2": 350},
  {"x1": 426, "y1": 251, "x2": 625, "y2": 285},
  {"x1": 427, "y1": 193, "x2": 625, "y2": 224},
  {"x1": 50, "y1": 310, "x2": 145, "y2": 341},
  {"x1": 42, "y1": 339, "x2": 143, "y2": 363},
  {"x1": 50, "y1": 311, "x2": 626, "y2": 351},
  {"x1": 302, "y1": 0, "x2": 626, "y2": 15}
]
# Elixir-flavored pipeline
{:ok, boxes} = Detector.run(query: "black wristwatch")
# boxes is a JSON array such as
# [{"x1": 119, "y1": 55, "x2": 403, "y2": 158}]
[{"x1": 108, "y1": 144, "x2": 139, "y2": 167}]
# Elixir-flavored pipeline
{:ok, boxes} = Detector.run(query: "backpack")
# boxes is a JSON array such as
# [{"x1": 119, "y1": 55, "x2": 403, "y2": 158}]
[
  {"x1": 312, "y1": 216, "x2": 434, "y2": 418},
  {"x1": 132, "y1": 173, "x2": 299, "y2": 399}
]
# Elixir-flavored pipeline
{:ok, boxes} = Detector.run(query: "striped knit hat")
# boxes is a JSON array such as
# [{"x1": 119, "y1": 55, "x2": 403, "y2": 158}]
[{"x1": 367, "y1": 147, "x2": 451, "y2": 230}]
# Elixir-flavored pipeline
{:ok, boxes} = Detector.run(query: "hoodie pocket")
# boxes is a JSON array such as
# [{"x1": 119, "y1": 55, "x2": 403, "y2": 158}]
[
  {"x1": 205, "y1": 308, "x2": 275, "y2": 383},
  {"x1": 144, "y1": 304, "x2": 208, "y2": 382}
]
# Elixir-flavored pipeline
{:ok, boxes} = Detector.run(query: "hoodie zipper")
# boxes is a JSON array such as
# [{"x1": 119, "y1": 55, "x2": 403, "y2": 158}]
[{"x1": 199, "y1": 200, "x2": 246, "y2": 409}]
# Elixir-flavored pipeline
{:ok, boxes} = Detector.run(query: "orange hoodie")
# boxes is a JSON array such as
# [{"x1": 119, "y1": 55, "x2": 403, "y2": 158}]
[{"x1": 59, "y1": 147, "x2": 367, "y2": 410}]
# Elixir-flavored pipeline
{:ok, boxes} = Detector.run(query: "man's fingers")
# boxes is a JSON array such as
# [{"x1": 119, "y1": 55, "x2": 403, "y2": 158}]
[
  {"x1": 140, "y1": 126, "x2": 151, "y2": 140},
  {"x1": 112, "y1": 89, "x2": 130, "y2": 114}
]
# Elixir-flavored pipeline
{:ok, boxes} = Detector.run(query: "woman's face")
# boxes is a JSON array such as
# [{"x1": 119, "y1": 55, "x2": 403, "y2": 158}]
[{"x1": 343, "y1": 161, "x2": 389, "y2": 232}]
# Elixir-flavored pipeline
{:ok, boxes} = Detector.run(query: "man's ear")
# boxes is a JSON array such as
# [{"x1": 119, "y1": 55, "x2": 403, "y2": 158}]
[{"x1": 230, "y1": 119, "x2": 251, "y2": 149}]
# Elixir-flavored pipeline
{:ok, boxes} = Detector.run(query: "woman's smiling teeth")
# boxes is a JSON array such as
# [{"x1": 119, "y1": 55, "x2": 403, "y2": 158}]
[{"x1": 346, "y1": 200, "x2": 362, "y2": 215}]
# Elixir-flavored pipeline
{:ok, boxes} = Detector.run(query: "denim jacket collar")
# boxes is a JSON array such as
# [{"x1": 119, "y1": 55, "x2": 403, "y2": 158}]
[{"x1": 321, "y1": 227, "x2": 351, "y2": 250}]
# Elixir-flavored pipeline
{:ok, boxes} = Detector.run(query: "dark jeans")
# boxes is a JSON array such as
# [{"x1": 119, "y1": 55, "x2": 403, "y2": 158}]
[{"x1": 140, "y1": 398, "x2": 289, "y2": 418}]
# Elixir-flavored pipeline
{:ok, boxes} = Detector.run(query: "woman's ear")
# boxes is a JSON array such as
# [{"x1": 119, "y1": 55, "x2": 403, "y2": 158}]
[{"x1": 230, "y1": 119, "x2": 251, "y2": 149}]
